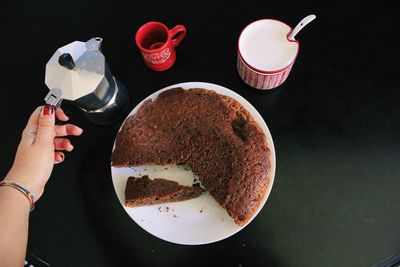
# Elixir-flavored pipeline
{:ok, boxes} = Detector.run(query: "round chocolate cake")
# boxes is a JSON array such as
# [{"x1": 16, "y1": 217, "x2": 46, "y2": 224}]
[{"x1": 112, "y1": 88, "x2": 273, "y2": 225}]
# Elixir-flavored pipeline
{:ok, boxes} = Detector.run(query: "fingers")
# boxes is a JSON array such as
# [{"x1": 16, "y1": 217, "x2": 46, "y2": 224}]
[
  {"x1": 54, "y1": 138, "x2": 74, "y2": 151},
  {"x1": 21, "y1": 106, "x2": 42, "y2": 145},
  {"x1": 55, "y1": 124, "x2": 83, "y2": 137},
  {"x1": 21, "y1": 106, "x2": 70, "y2": 144},
  {"x1": 55, "y1": 108, "x2": 69, "y2": 122},
  {"x1": 54, "y1": 151, "x2": 65, "y2": 164},
  {"x1": 21, "y1": 106, "x2": 81, "y2": 153},
  {"x1": 35, "y1": 105, "x2": 55, "y2": 145}
]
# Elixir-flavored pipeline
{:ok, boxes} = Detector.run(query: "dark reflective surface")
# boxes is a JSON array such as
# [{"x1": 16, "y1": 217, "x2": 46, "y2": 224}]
[{"x1": 0, "y1": 0, "x2": 399, "y2": 266}]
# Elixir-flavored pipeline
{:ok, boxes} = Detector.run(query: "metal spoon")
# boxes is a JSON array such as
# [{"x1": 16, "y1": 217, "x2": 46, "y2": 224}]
[{"x1": 287, "y1": 14, "x2": 316, "y2": 41}]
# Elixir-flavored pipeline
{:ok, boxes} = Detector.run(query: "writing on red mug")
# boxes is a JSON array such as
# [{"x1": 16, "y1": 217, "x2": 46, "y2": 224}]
[
  {"x1": 136, "y1": 22, "x2": 186, "y2": 71},
  {"x1": 142, "y1": 48, "x2": 171, "y2": 64}
]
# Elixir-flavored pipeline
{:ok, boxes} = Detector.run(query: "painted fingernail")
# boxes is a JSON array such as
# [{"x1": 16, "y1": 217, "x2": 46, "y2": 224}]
[{"x1": 43, "y1": 104, "x2": 54, "y2": 115}]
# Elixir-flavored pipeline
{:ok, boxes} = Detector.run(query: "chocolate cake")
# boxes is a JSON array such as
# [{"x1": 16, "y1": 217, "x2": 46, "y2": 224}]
[
  {"x1": 125, "y1": 175, "x2": 203, "y2": 207},
  {"x1": 112, "y1": 88, "x2": 273, "y2": 225}
]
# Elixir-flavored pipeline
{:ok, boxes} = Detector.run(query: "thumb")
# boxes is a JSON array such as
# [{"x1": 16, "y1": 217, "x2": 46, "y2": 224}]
[{"x1": 35, "y1": 104, "x2": 55, "y2": 144}]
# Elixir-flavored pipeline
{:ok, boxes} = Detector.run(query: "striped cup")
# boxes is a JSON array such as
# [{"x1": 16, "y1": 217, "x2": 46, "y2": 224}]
[{"x1": 237, "y1": 19, "x2": 299, "y2": 90}]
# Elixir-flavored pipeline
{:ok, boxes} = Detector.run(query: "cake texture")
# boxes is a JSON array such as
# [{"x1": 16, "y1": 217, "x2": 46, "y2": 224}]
[
  {"x1": 125, "y1": 175, "x2": 204, "y2": 207},
  {"x1": 112, "y1": 88, "x2": 272, "y2": 225}
]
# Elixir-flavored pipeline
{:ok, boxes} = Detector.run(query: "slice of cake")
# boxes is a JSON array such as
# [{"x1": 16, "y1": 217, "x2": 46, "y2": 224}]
[{"x1": 125, "y1": 175, "x2": 203, "y2": 207}]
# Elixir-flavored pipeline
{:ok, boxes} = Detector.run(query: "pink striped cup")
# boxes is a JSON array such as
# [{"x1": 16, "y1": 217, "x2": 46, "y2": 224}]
[{"x1": 237, "y1": 19, "x2": 299, "y2": 90}]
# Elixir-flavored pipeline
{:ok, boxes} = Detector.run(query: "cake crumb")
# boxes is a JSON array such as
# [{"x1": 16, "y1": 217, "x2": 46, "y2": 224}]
[
  {"x1": 164, "y1": 167, "x2": 168, "y2": 170},
  {"x1": 158, "y1": 206, "x2": 170, "y2": 212},
  {"x1": 173, "y1": 214, "x2": 179, "y2": 218},
  {"x1": 221, "y1": 218, "x2": 224, "y2": 221}
]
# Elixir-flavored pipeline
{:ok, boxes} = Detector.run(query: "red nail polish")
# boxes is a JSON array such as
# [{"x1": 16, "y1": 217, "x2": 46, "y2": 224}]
[{"x1": 43, "y1": 104, "x2": 54, "y2": 115}]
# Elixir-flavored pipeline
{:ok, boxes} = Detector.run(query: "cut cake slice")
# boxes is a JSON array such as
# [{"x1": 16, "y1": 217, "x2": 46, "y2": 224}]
[{"x1": 125, "y1": 175, "x2": 203, "y2": 207}]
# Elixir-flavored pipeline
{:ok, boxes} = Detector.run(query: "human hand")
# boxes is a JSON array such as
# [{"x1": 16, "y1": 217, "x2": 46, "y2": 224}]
[{"x1": 5, "y1": 105, "x2": 83, "y2": 201}]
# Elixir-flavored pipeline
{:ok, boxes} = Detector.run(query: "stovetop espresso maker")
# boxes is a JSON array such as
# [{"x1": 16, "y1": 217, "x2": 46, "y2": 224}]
[{"x1": 44, "y1": 37, "x2": 129, "y2": 125}]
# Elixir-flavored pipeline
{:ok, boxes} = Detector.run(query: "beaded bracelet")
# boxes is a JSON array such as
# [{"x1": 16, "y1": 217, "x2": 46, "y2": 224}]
[{"x1": 0, "y1": 180, "x2": 35, "y2": 211}]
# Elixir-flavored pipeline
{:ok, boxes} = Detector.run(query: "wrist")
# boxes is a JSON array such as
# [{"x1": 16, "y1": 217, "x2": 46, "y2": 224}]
[
  {"x1": 0, "y1": 186, "x2": 31, "y2": 212},
  {"x1": 4, "y1": 171, "x2": 43, "y2": 202}
]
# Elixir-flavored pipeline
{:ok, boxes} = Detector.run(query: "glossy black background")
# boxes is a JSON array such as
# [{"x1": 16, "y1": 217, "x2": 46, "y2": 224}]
[{"x1": 0, "y1": 0, "x2": 399, "y2": 266}]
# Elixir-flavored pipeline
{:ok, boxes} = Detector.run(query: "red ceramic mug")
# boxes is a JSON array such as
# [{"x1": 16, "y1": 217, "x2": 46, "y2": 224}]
[{"x1": 135, "y1": 22, "x2": 186, "y2": 71}]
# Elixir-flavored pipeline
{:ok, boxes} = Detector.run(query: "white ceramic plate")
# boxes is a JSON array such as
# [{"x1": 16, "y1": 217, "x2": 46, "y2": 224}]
[{"x1": 111, "y1": 82, "x2": 276, "y2": 245}]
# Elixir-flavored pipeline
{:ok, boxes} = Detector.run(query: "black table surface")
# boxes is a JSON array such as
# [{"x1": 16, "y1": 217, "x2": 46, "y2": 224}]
[{"x1": 0, "y1": 0, "x2": 399, "y2": 266}]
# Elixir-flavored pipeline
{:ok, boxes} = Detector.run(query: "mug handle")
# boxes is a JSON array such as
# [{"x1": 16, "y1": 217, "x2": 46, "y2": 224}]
[{"x1": 169, "y1": 25, "x2": 187, "y2": 47}]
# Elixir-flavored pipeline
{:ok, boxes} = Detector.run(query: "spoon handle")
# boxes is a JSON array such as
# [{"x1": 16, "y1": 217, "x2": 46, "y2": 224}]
[{"x1": 287, "y1": 14, "x2": 316, "y2": 41}]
